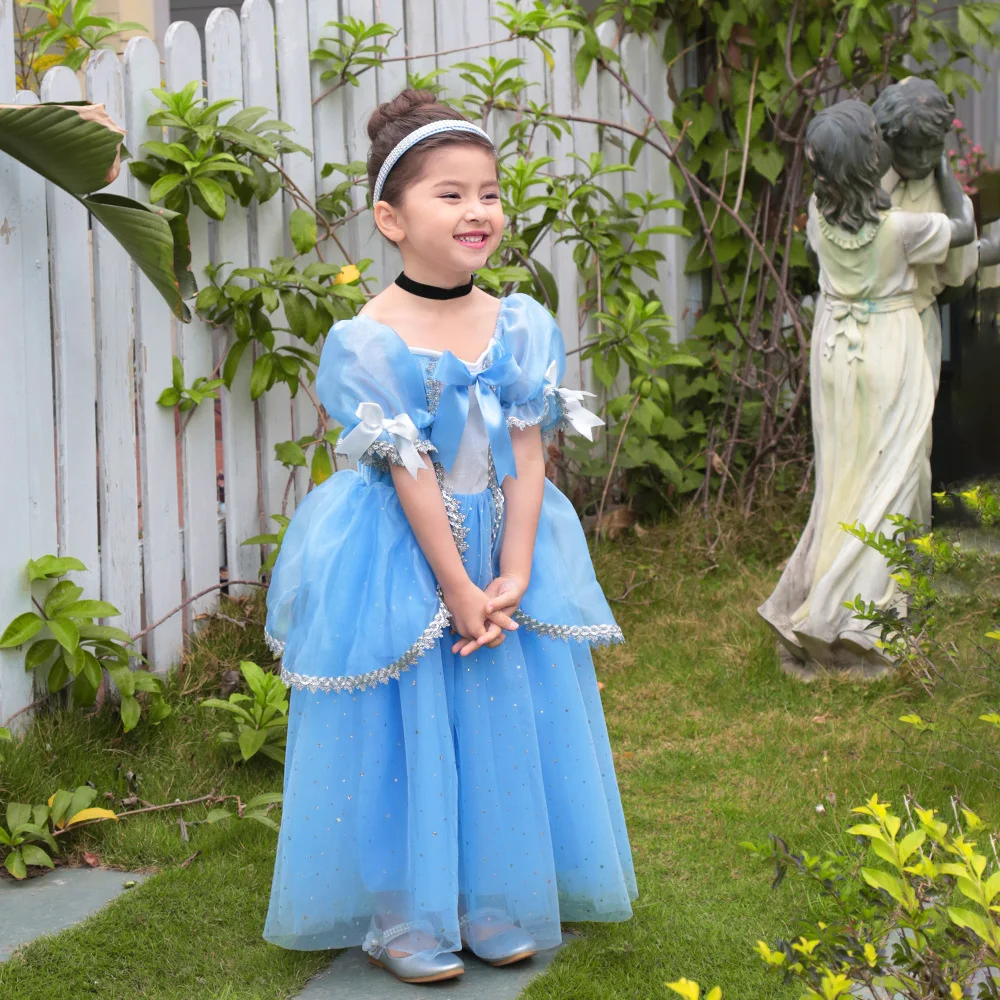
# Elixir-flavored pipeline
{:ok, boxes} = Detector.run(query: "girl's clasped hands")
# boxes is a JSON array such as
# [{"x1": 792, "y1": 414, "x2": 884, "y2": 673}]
[{"x1": 445, "y1": 573, "x2": 526, "y2": 655}]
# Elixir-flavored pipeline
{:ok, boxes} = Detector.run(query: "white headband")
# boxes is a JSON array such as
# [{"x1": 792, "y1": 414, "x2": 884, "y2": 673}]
[{"x1": 371, "y1": 119, "x2": 495, "y2": 204}]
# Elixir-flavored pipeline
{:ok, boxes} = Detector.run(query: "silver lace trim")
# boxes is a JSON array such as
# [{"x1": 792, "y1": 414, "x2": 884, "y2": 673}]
[
  {"x1": 435, "y1": 463, "x2": 470, "y2": 554},
  {"x1": 513, "y1": 610, "x2": 625, "y2": 646},
  {"x1": 506, "y1": 411, "x2": 545, "y2": 431},
  {"x1": 275, "y1": 600, "x2": 452, "y2": 693},
  {"x1": 265, "y1": 629, "x2": 285, "y2": 657},
  {"x1": 358, "y1": 437, "x2": 435, "y2": 473}
]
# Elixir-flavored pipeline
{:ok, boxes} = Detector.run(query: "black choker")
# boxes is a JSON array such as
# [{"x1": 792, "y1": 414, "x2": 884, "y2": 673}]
[{"x1": 395, "y1": 271, "x2": 474, "y2": 300}]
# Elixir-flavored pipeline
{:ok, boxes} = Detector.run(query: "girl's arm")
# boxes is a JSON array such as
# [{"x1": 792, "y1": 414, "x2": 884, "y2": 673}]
[
  {"x1": 390, "y1": 459, "x2": 511, "y2": 652},
  {"x1": 487, "y1": 425, "x2": 545, "y2": 616},
  {"x1": 935, "y1": 153, "x2": 977, "y2": 247}
]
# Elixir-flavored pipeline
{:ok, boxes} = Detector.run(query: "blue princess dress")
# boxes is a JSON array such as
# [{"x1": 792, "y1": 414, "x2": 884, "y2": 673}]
[{"x1": 262, "y1": 293, "x2": 637, "y2": 960}]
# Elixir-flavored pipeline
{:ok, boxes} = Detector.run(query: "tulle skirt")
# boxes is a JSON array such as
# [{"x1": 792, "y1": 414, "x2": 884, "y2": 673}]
[{"x1": 262, "y1": 474, "x2": 636, "y2": 955}]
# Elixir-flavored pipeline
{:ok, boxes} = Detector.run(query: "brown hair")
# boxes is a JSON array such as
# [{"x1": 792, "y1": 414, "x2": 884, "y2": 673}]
[{"x1": 366, "y1": 89, "x2": 497, "y2": 207}]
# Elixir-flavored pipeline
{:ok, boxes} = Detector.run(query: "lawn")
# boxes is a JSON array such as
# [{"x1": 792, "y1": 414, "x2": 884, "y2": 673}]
[{"x1": 1, "y1": 501, "x2": 998, "y2": 999}]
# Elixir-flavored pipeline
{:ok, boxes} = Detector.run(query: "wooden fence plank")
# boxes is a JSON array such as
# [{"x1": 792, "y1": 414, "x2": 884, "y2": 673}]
[
  {"x1": 41, "y1": 67, "x2": 101, "y2": 601},
  {"x1": 86, "y1": 50, "x2": 142, "y2": 644},
  {"x1": 164, "y1": 20, "x2": 223, "y2": 623},
  {"x1": 206, "y1": 5, "x2": 262, "y2": 589},
  {"x1": 15, "y1": 90, "x2": 59, "y2": 569},
  {"x1": 402, "y1": 0, "x2": 435, "y2": 81},
  {"x1": 0, "y1": 5, "x2": 36, "y2": 729},
  {"x1": 242, "y1": 0, "x2": 294, "y2": 528},
  {"x1": 546, "y1": 21, "x2": 580, "y2": 388},
  {"x1": 342, "y1": 0, "x2": 383, "y2": 289},
  {"x1": 375, "y1": 0, "x2": 407, "y2": 289},
  {"x1": 276, "y1": 0, "x2": 318, "y2": 505},
  {"x1": 644, "y1": 26, "x2": 689, "y2": 340},
  {"x1": 124, "y1": 36, "x2": 185, "y2": 669}
]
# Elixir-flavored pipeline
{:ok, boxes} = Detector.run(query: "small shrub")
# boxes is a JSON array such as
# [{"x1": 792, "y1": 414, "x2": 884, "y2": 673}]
[{"x1": 199, "y1": 661, "x2": 288, "y2": 764}]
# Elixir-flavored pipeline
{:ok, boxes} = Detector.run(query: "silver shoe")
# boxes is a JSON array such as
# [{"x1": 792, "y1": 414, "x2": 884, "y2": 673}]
[
  {"x1": 364, "y1": 922, "x2": 465, "y2": 984},
  {"x1": 460, "y1": 909, "x2": 537, "y2": 966}
]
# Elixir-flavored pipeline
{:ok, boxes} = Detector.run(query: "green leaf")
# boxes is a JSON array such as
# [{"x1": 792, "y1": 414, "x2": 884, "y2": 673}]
[
  {"x1": 148, "y1": 172, "x2": 187, "y2": 203},
  {"x1": 19, "y1": 844, "x2": 54, "y2": 869},
  {"x1": 27, "y1": 555, "x2": 87, "y2": 581},
  {"x1": 249, "y1": 353, "x2": 274, "y2": 400},
  {"x1": 44, "y1": 580, "x2": 84, "y2": 618},
  {"x1": 4, "y1": 849, "x2": 26, "y2": 879},
  {"x1": 24, "y1": 638, "x2": 59, "y2": 671},
  {"x1": 239, "y1": 727, "x2": 269, "y2": 761},
  {"x1": 948, "y1": 906, "x2": 993, "y2": 943},
  {"x1": 862, "y1": 867, "x2": 906, "y2": 904},
  {"x1": 59, "y1": 599, "x2": 120, "y2": 620},
  {"x1": 289, "y1": 208, "x2": 318, "y2": 255},
  {"x1": 0, "y1": 612, "x2": 45, "y2": 649},
  {"x1": 120, "y1": 695, "x2": 141, "y2": 732},
  {"x1": 274, "y1": 440, "x2": 307, "y2": 467},
  {"x1": 84, "y1": 193, "x2": 194, "y2": 322},
  {"x1": 48, "y1": 616, "x2": 80, "y2": 654},
  {"x1": 107, "y1": 664, "x2": 135, "y2": 698},
  {"x1": 6, "y1": 802, "x2": 31, "y2": 833},
  {"x1": 245, "y1": 791, "x2": 283, "y2": 810},
  {"x1": 0, "y1": 101, "x2": 126, "y2": 194},
  {"x1": 192, "y1": 175, "x2": 227, "y2": 220},
  {"x1": 311, "y1": 444, "x2": 333, "y2": 485},
  {"x1": 751, "y1": 144, "x2": 785, "y2": 184},
  {"x1": 240, "y1": 660, "x2": 268, "y2": 701}
]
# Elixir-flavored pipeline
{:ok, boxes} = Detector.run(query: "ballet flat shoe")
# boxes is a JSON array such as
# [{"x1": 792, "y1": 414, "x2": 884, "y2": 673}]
[
  {"x1": 368, "y1": 950, "x2": 465, "y2": 984},
  {"x1": 464, "y1": 926, "x2": 537, "y2": 966}
]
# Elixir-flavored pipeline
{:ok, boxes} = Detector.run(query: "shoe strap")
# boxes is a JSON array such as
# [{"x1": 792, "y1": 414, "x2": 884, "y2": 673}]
[{"x1": 363, "y1": 919, "x2": 436, "y2": 956}]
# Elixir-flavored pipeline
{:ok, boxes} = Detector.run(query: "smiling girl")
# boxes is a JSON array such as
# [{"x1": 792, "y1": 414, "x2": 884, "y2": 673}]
[{"x1": 261, "y1": 90, "x2": 636, "y2": 984}]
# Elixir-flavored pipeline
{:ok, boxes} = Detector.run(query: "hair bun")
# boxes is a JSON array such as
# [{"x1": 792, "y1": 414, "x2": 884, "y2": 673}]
[{"x1": 367, "y1": 89, "x2": 441, "y2": 142}]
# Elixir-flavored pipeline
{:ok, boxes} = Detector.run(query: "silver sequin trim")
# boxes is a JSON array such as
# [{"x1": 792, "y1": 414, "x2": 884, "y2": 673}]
[
  {"x1": 357, "y1": 438, "x2": 435, "y2": 473},
  {"x1": 265, "y1": 629, "x2": 285, "y2": 657},
  {"x1": 425, "y1": 358, "x2": 443, "y2": 415},
  {"x1": 513, "y1": 610, "x2": 625, "y2": 645},
  {"x1": 487, "y1": 455, "x2": 504, "y2": 546},
  {"x1": 277, "y1": 600, "x2": 452, "y2": 693},
  {"x1": 435, "y1": 463, "x2": 470, "y2": 554},
  {"x1": 506, "y1": 412, "x2": 544, "y2": 431}
]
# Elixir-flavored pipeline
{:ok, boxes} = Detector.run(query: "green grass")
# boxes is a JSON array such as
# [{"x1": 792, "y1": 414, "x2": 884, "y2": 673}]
[{"x1": 1, "y1": 503, "x2": 999, "y2": 999}]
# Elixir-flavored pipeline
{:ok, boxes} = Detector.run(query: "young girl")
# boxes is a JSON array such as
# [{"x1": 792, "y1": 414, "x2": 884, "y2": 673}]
[
  {"x1": 758, "y1": 100, "x2": 975, "y2": 680},
  {"x1": 261, "y1": 90, "x2": 637, "y2": 984}
]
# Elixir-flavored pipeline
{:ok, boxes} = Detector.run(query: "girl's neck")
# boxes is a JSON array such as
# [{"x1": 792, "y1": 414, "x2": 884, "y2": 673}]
[{"x1": 398, "y1": 257, "x2": 473, "y2": 290}]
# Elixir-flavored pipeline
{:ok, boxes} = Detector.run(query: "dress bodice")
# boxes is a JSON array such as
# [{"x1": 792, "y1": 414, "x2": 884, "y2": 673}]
[{"x1": 409, "y1": 339, "x2": 498, "y2": 493}]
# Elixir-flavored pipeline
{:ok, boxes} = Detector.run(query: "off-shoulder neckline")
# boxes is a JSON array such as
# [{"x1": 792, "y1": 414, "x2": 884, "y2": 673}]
[{"x1": 354, "y1": 294, "x2": 511, "y2": 365}]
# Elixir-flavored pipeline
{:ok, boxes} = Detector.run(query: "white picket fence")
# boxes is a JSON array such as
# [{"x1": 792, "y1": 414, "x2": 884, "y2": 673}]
[{"x1": 0, "y1": 0, "x2": 695, "y2": 730}]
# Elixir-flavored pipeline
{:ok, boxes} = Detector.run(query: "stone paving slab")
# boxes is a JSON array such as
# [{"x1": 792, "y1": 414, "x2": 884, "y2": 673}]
[
  {"x1": 0, "y1": 867, "x2": 148, "y2": 962},
  {"x1": 293, "y1": 934, "x2": 573, "y2": 999}
]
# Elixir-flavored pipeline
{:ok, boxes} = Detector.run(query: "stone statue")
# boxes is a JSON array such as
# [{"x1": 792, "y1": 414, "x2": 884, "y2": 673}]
[
  {"x1": 758, "y1": 100, "x2": 976, "y2": 680},
  {"x1": 873, "y1": 78, "x2": 978, "y2": 526}
]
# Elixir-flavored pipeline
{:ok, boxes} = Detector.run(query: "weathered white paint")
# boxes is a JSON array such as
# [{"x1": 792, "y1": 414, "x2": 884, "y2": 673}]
[
  {"x1": 86, "y1": 51, "x2": 143, "y2": 643},
  {"x1": 0, "y1": 0, "x2": 695, "y2": 728},
  {"x1": 206, "y1": 6, "x2": 262, "y2": 590},
  {"x1": 41, "y1": 68, "x2": 101, "y2": 600},
  {"x1": 124, "y1": 35, "x2": 185, "y2": 667},
  {"x1": 0, "y1": 2, "x2": 37, "y2": 732},
  {"x1": 164, "y1": 20, "x2": 223, "y2": 624}
]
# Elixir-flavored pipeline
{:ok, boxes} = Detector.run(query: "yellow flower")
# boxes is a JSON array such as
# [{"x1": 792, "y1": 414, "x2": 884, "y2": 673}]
[{"x1": 333, "y1": 264, "x2": 360, "y2": 285}]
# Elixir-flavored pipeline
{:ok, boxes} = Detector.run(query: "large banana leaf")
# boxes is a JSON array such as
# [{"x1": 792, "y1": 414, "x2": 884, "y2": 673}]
[{"x1": 0, "y1": 101, "x2": 195, "y2": 321}]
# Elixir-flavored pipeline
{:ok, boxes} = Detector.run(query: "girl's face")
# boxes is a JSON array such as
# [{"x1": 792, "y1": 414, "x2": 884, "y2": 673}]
[
  {"x1": 381, "y1": 144, "x2": 505, "y2": 281},
  {"x1": 890, "y1": 125, "x2": 945, "y2": 180}
]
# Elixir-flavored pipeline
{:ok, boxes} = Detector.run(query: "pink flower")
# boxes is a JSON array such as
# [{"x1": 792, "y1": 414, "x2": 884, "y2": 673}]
[
  {"x1": 973, "y1": 144, "x2": 983, "y2": 155},
  {"x1": 958, "y1": 158, "x2": 968, "y2": 168},
  {"x1": 953, "y1": 117, "x2": 964, "y2": 129},
  {"x1": 949, "y1": 149, "x2": 957, "y2": 156}
]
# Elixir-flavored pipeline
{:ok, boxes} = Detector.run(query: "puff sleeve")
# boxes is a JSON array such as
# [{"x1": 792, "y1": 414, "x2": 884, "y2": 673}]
[
  {"x1": 318, "y1": 316, "x2": 435, "y2": 477},
  {"x1": 498, "y1": 293, "x2": 604, "y2": 440}
]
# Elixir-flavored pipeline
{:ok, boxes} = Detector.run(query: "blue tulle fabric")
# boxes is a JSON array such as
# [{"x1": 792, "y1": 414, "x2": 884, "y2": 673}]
[{"x1": 263, "y1": 293, "x2": 636, "y2": 956}]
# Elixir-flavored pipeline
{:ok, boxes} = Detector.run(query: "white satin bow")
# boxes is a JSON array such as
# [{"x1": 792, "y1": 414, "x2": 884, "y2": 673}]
[
  {"x1": 544, "y1": 360, "x2": 604, "y2": 441},
  {"x1": 336, "y1": 401, "x2": 431, "y2": 479}
]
